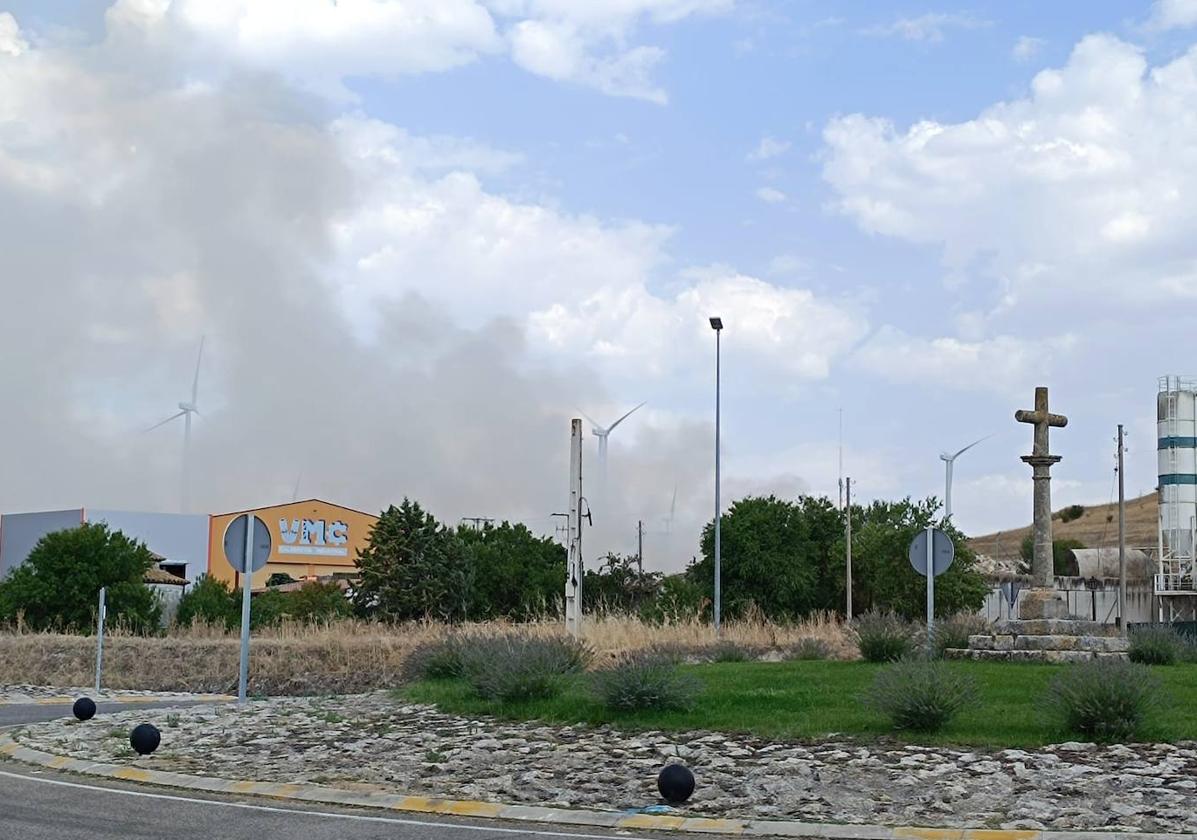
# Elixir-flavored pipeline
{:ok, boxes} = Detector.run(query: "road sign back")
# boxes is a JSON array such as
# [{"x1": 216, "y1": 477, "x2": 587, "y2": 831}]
[
  {"x1": 908, "y1": 527, "x2": 955, "y2": 577},
  {"x1": 223, "y1": 514, "x2": 271, "y2": 573}
]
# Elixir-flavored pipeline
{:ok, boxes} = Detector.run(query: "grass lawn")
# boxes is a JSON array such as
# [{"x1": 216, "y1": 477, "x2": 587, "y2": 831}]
[{"x1": 403, "y1": 660, "x2": 1197, "y2": 748}]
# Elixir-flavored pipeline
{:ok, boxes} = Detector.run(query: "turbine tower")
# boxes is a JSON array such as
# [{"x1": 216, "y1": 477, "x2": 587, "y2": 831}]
[
  {"x1": 580, "y1": 402, "x2": 645, "y2": 488},
  {"x1": 147, "y1": 336, "x2": 205, "y2": 513},
  {"x1": 940, "y1": 434, "x2": 990, "y2": 521}
]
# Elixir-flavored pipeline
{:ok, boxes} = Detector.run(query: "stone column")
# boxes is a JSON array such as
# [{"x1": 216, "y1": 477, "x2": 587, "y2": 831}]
[{"x1": 1022, "y1": 454, "x2": 1060, "y2": 589}]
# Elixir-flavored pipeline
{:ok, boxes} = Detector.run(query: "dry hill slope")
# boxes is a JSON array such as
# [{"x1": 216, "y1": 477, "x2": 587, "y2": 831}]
[{"x1": 968, "y1": 492, "x2": 1158, "y2": 561}]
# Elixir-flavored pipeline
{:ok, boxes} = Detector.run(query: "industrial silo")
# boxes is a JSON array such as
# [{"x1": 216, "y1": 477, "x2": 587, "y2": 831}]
[{"x1": 1157, "y1": 376, "x2": 1197, "y2": 618}]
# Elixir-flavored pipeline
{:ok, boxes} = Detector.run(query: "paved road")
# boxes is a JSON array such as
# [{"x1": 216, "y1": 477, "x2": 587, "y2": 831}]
[
  {"x1": 0, "y1": 700, "x2": 211, "y2": 727},
  {"x1": 0, "y1": 703, "x2": 668, "y2": 840}
]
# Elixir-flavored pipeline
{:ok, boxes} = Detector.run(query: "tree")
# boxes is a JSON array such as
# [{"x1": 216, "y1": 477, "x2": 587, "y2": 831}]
[
  {"x1": 175, "y1": 575, "x2": 239, "y2": 629},
  {"x1": 583, "y1": 553, "x2": 663, "y2": 614},
  {"x1": 846, "y1": 498, "x2": 988, "y2": 619},
  {"x1": 1020, "y1": 535, "x2": 1085, "y2": 576},
  {"x1": 689, "y1": 495, "x2": 843, "y2": 620},
  {"x1": 352, "y1": 499, "x2": 471, "y2": 621},
  {"x1": 0, "y1": 523, "x2": 161, "y2": 633},
  {"x1": 458, "y1": 522, "x2": 564, "y2": 619},
  {"x1": 287, "y1": 580, "x2": 352, "y2": 623}
]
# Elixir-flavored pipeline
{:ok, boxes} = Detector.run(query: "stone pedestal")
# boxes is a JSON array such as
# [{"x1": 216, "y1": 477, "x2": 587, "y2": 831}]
[{"x1": 1018, "y1": 587, "x2": 1070, "y2": 620}]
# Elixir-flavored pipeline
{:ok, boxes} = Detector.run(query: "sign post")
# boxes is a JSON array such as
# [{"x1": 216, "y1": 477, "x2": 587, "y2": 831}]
[
  {"x1": 94, "y1": 587, "x2": 107, "y2": 694},
  {"x1": 908, "y1": 527, "x2": 955, "y2": 650},
  {"x1": 223, "y1": 514, "x2": 271, "y2": 705}
]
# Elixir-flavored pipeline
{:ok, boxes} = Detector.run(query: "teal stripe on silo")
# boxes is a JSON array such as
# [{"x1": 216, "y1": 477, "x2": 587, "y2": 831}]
[
  {"x1": 1160, "y1": 474, "x2": 1197, "y2": 485},
  {"x1": 1158, "y1": 437, "x2": 1197, "y2": 449}
]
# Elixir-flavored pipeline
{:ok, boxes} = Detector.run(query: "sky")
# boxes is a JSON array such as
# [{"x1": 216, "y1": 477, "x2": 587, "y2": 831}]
[{"x1": 1, "y1": 0, "x2": 1195, "y2": 571}]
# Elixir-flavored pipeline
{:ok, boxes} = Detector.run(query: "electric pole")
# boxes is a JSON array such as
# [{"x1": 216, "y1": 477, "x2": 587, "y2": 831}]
[
  {"x1": 845, "y1": 476, "x2": 853, "y2": 620},
  {"x1": 637, "y1": 519, "x2": 644, "y2": 574},
  {"x1": 1118, "y1": 424, "x2": 1126, "y2": 634}
]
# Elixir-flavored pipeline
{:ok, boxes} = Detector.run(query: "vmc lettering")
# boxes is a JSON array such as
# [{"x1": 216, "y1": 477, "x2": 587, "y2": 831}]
[{"x1": 278, "y1": 518, "x2": 350, "y2": 556}]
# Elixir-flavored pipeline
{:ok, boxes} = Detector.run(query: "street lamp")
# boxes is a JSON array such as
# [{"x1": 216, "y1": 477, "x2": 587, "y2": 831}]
[
  {"x1": 940, "y1": 435, "x2": 990, "y2": 521},
  {"x1": 709, "y1": 316, "x2": 723, "y2": 634}
]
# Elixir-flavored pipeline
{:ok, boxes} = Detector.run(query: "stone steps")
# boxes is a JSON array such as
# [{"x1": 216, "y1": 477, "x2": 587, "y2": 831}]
[{"x1": 946, "y1": 618, "x2": 1129, "y2": 662}]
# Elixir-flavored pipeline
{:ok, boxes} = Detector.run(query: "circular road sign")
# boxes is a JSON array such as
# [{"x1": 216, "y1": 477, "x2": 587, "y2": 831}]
[
  {"x1": 908, "y1": 527, "x2": 955, "y2": 577},
  {"x1": 223, "y1": 514, "x2": 271, "y2": 573}
]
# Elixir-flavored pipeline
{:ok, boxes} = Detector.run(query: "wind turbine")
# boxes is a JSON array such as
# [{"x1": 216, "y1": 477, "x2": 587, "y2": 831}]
[
  {"x1": 940, "y1": 434, "x2": 991, "y2": 521},
  {"x1": 147, "y1": 336, "x2": 205, "y2": 513},
  {"x1": 580, "y1": 402, "x2": 645, "y2": 487}
]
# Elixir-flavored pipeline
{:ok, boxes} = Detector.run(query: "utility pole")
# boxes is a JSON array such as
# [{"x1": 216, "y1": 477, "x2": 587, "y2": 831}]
[
  {"x1": 565, "y1": 419, "x2": 584, "y2": 637},
  {"x1": 845, "y1": 477, "x2": 853, "y2": 620},
  {"x1": 838, "y1": 408, "x2": 844, "y2": 511},
  {"x1": 637, "y1": 519, "x2": 644, "y2": 574},
  {"x1": 1118, "y1": 424, "x2": 1127, "y2": 634}
]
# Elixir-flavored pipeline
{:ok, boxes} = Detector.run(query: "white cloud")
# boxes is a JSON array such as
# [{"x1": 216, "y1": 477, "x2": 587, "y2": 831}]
[
  {"x1": 747, "y1": 135, "x2": 790, "y2": 162},
  {"x1": 755, "y1": 186, "x2": 786, "y2": 204},
  {"x1": 1146, "y1": 0, "x2": 1197, "y2": 31},
  {"x1": 0, "y1": 12, "x2": 27, "y2": 56},
  {"x1": 863, "y1": 13, "x2": 990, "y2": 43},
  {"x1": 822, "y1": 34, "x2": 1197, "y2": 308},
  {"x1": 529, "y1": 270, "x2": 867, "y2": 380},
  {"x1": 1012, "y1": 35, "x2": 1045, "y2": 63},
  {"x1": 852, "y1": 328, "x2": 1077, "y2": 394}
]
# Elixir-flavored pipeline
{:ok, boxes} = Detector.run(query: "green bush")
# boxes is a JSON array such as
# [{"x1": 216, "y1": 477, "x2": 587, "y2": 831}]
[
  {"x1": 287, "y1": 581, "x2": 351, "y2": 623},
  {"x1": 591, "y1": 653, "x2": 702, "y2": 712},
  {"x1": 1059, "y1": 504, "x2": 1086, "y2": 523},
  {"x1": 865, "y1": 660, "x2": 977, "y2": 732},
  {"x1": 175, "y1": 575, "x2": 239, "y2": 629},
  {"x1": 931, "y1": 613, "x2": 989, "y2": 658},
  {"x1": 784, "y1": 637, "x2": 831, "y2": 661},
  {"x1": 1046, "y1": 658, "x2": 1160, "y2": 742},
  {"x1": 1128, "y1": 625, "x2": 1183, "y2": 666},
  {"x1": 402, "y1": 635, "x2": 468, "y2": 682},
  {"x1": 854, "y1": 610, "x2": 915, "y2": 662},
  {"x1": 461, "y1": 635, "x2": 592, "y2": 702},
  {"x1": 708, "y1": 640, "x2": 760, "y2": 663}
]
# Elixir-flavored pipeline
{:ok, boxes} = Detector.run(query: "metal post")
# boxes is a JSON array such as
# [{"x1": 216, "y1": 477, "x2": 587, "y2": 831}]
[
  {"x1": 237, "y1": 517, "x2": 253, "y2": 705},
  {"x1": 94, "y1": 587, "x2": 107, "y2": 695},
  {"x1": 637, "y1": 519, "x2": 644, "y2": 575},
  {"x1": 845, "y1": 478, "x2": 853, "y2": 620},
  {"x1": 926, "y1": 525, "x2": 935, "y2": 646},
  {"x1": 1117, "y1": 424, "x2": 1126, "y2": 634},
  {"x1": 713, "y1": 326, "x2": 722, "y2": 635},
  {"x1": 565, "y1": 419, "x2": 583, "y2": 637}
]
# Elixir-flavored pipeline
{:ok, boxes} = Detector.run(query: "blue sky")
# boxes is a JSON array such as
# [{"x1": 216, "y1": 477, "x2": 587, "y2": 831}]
[{"x1": 2, "y1": 0, "x2": 1195, "y2": 568}]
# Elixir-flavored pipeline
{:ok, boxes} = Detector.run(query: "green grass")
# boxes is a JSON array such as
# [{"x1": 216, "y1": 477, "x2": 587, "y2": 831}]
[{"x1": 402, "y1": 660, "x2": 1197, "y2": 748}]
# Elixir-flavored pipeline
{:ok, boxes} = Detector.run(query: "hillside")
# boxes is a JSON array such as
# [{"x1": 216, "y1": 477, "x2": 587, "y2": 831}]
[{"x1": 968, "y1": 492, "x2": 1158, "y2": 565}]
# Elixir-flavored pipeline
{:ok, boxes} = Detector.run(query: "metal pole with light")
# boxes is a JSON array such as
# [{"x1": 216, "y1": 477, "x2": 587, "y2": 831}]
[{"x1": 709, "y1": 316, "x2": 723, "y2": 635}]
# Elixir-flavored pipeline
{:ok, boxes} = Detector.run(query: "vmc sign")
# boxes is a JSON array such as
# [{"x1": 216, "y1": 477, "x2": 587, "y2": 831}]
[{"x1": 277, "y1": 517, "x2": 350, "y2": 556}]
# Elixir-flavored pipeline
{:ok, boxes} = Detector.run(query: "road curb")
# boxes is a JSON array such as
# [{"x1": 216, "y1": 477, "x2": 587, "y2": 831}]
[
  {"x1": 0, "y1": 734, "x2": 1184, "y2": 839},
  {"x1": 0, "y1": 694, "x2": 233, "y2": 706}
]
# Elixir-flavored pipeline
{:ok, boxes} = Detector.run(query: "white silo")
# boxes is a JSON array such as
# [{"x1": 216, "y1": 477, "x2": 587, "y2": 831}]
[{"x1": 1157, "y1": 376, "x2": 1197, "y2": 618}]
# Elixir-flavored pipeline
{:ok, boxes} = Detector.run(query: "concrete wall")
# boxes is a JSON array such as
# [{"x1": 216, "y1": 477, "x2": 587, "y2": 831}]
[
  {"x1": 979, "y1": 577, "x2": 1156, "y2": 625},
  {"x1": 87, "y1": 510, "x2": 210, "y2": 582},
  {"x1": 0, "y1": 509, "x2": 83, "y2": 578}
]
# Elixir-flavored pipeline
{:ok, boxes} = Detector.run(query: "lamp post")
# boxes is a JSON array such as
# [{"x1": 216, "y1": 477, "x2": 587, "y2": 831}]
[{"x1": 709, "y1": 316, "x2": 723, "y2": 634}]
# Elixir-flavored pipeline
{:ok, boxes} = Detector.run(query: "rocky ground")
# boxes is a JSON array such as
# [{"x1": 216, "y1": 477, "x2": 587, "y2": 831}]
[
  {"x1": 0, "y1": 684, "x2": 228, "y2": 703},
  {"x1": 10, "y1": 692, "x2": 1197, "y2": 833}
]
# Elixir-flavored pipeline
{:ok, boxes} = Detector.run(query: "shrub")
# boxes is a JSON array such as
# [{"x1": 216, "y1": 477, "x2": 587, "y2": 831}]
[
  {"x1": 1060, "y1": 504, "x2": 1086, "y2": 523},
  {"x1": 175, "y1": 575, "x2": 239, "y2": 630},
  {"x1": 709, "y1": 640, "x2": 760, "y2": 663},
  {"x1": 402, "y1": 635, "x2": 468, "y2": 681},
  {"x1": 854, "y1": 610, "x2": 915, "y2": 662},
  {"x1": 592, "y1": 653, "x2": 702, "y2": 712},
  {"x1": 1046, "y1": 658, "x2": 1160, "y2": 742},
  {"x1": 931, "y1": 613, "x2": 989, "y2": 658},
  {"x1": 784, "y1": 637, "x2": 831, "y2": 661},
  {"x1": 287, "y1": 581, "x2": 352, "y2": 623},
  {"x1": 1128, "y1": 625, "x2": 1183, "y2": 666},
  {"x1": 461, "y1": 635, "x2": 592, "y2": 702},
  {"x1": 866, "y1": 659, "x2": 977, "y2": 732}
]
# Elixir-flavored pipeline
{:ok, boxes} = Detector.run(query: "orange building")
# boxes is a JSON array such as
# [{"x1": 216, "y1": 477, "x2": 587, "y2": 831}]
[{"x1": 207, "y1": 499, "x2": 378, "y2": 590}]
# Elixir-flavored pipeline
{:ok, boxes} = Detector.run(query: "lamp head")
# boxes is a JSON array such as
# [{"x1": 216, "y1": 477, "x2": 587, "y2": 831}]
[{"x1": 709, "y1": 316, "x2": 723, "y2": 330}]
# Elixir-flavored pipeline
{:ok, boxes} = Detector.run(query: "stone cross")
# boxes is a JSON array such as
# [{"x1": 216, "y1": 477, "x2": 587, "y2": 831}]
[{"x1": 1016, "y1": 386, "x2": 1068, "y2": 589}]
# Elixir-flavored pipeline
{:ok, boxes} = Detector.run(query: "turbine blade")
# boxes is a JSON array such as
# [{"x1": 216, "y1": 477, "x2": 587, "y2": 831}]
[
  {"x1": 577, "y1": 411, "x2": 604, "y2": 434},
  {"x1": 952, "y1": 433, "x2": 994, "y2": 459},
  {"x1": 606, "y1": 401, "x2": 646, "y2": 433},
  {"x1": 145, "y1": 410, "x2": 186, "y2": 432},
  {"x1": 191, "y1": 335, "x2": 205, "y2": 405}
]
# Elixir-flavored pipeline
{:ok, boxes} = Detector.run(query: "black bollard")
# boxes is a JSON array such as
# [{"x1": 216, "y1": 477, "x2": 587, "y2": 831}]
[
  {"x1": 72, "y1": 697, "x2": 97, "y2": 721},
  {"x1": 130, "y1": 723, "x2": 161, "y2": 756},
  {"x1": 657, "y1": 763, "x2": 695, "y2": 804}
]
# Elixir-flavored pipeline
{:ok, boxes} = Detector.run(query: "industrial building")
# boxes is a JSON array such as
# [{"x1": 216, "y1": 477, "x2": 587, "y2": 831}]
[
  {"x1": 0, "y1": 500, "x2": 378, "y2": 592},
  {"x1": 1156, "y1": 376, "x2": 1197, "y2": 620}
]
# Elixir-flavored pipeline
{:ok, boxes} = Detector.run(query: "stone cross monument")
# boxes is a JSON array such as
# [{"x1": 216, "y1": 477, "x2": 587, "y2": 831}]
[{"x1": 1015, "y1": 386, "x2": 1070, "y2": 618}]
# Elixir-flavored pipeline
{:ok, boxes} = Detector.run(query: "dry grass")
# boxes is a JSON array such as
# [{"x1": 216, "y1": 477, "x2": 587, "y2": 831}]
[
  {"x1": 969, "y1": 492, "x2": 1158, "y2": 561},
  {"x1": 0, "y1": 613, "x2": 853, "y2": 696}
]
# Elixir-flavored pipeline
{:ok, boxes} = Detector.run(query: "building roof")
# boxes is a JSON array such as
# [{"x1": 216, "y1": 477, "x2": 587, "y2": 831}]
[
  {"x1": 144, "y1": 566, "x2": 188, "y2": 586},
  {"x1": 213, "y1": 498, "x2": 378, "y2": 518},
  {"x1": 1063, "y1": 547, "x2": 1151, "y2": 579}
]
